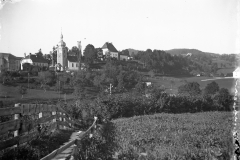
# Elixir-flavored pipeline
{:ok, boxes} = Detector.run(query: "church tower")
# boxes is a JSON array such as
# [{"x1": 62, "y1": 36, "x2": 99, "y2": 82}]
[{"x1": 57, "y1": 32, "x2": 67, "y2": 71}]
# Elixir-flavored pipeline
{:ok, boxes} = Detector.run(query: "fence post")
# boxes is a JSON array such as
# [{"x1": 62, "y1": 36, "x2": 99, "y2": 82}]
[
  {"x1": 14, "y1": 103, "x2": 21, "y2": 147},
  {"x1": 63, "y1": 113, "x2": 66, "y2": 129},
  {"x1": 59, "y1": 112, "x2": 63, "y2": 129}
]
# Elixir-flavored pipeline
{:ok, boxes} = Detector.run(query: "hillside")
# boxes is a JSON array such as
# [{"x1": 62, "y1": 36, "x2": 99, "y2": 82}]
[
  {"x1": 127, "y1": 48, "x2": 140, "y2": 57},
  {"x1": 165, "y1": 48, "x2": 218, "y2": 57}
]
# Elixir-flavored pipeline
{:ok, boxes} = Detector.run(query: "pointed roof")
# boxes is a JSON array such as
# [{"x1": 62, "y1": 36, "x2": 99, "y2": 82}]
[
  {"x1": 58, "y1": 32, "x2": 66, "y2": 47},
  {"x1": 25, "y1": 54, "x2": 49, "y2": 63},
  {"x1": 102, "y1": 42, "x2": 118, "y2": 52},
  {"x1": 67, "y1": 56, "x2": 78, "y2": 62}
]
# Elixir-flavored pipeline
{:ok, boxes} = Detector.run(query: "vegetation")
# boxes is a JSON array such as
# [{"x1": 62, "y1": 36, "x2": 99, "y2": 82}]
[
  {"x1": 0, "y1": 129, "x2": 74, "y2": 160},
  {"x1": 0, "y1": 46, "x2": 237, "y2": 159},
  {"x1": 113, "y1": 112, "x2": 233, "y2": 159}
]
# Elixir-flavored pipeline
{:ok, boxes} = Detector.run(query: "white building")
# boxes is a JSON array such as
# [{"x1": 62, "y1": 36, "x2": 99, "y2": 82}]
[
  {"x1": 67, "y1": 56, "x2": 79, "y2": 71},
  {"x1": 20, "y1": 53, "x2": 49, "y2": 70},
  {"x1": 233, "y1": 67, "x2": 240, "y2": 78},
  {"x1": 102, "y1": 42, "x2": 119, "y2": 60}
]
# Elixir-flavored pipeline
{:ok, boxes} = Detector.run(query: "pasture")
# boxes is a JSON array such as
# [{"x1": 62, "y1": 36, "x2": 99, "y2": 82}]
[
  {"x1": 113, "y1": 111, "x2": 233, "y2": 159},
  {"x1": 0, "y1": 84, "x2": 75, "y2": 101},
  {"x1": 147, "y1": 76, "x2": 236, "y2": 94}
]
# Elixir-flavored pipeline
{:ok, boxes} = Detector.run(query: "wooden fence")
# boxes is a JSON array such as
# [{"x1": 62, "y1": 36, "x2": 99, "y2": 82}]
[
  {"x1": 41, "y1": 116, "x2": 98, "y2": 160},
  {"x1": 0, "y1": 103, "x2": 87, "y2": 152}
]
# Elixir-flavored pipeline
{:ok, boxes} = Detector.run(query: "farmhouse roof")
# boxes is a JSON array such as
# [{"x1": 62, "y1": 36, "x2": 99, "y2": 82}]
[
  {"x1": 0, "y1": 53, "x2": 23, "y2": 60},
  {"x1": 25, "y1": 54, "x2": 49, "y2": 63},
  {"x1": 102, "y1": 42, "x2": 118, "y2": 52},
  {"x1": 234, "y1": 67, "x2": 240, "y2": 73},
  {"x1": 67, "y1": 56, "x2": 78, "y2": 62}
]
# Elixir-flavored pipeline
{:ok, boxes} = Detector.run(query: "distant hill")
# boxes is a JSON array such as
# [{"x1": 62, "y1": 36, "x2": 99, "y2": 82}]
[
  {"x1": 165, "y1": 48, "x2": 218, "y2": 57},
  {"x1": 127, "y1": 48, "x2": 141, "y2": 57}
]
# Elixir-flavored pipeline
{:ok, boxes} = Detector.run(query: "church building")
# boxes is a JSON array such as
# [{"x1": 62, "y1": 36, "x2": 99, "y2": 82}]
[{"x1": 56, "y1": 33, "x2": 81, "y2": 71}]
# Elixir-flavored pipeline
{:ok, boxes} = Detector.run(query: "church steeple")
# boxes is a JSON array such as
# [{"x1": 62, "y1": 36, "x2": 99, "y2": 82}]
[{"x1": 60, "y1": 32, "x2": 63, "y2": 40}]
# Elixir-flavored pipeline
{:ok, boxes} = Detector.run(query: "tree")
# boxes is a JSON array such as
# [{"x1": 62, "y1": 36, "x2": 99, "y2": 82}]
[
  {"x1": 203, "y1": 81, "x2": 219, "y2": 95},
  {"x1": 38, "y1": 71, "x2": 55, "y2": 91},
  {"x1": 36, "y1": 48, "x2": 43, "y2": 57},
  {"x1": 121, "y1": 49, "x2": 130, "y2": 56},
  {"x1": 83, "y1": 44, "x2": 96, "y2": 64},
  {"x1": 51, "y1": 46, "x2": 57, "y2": 65},
  {"x1": 73, "y1": 70, "x2": 90, "y2": 100},
  {"x1": 0, "y1": 69, "x2": 8, "y2": 84},
  {"x1": 18, "y1": 85, "x2": 27, "y2": 98},
  {"x1": 214, "y1": 88, "x2": 233, "y2": 110},
  {"x1": 178, "y1": 82, "x2": 201, "y2": 96}
]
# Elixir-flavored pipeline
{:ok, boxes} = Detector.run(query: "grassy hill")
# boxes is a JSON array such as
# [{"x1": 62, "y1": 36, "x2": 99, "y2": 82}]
[
  {"x1": 165, "y1": 48, "x2": 218, "y2": 57},
  {"x1": 113, "y1": 112, "x2": 233, "y2": 159}
]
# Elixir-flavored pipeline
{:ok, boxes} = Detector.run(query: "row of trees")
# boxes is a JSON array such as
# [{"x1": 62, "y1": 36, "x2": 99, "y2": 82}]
[{"x1": 65, "y1": 84, "x2": 234, "y2": 122}]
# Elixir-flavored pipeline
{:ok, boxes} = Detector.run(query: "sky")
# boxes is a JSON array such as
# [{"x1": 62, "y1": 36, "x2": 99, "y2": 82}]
[{"x1": 0, "y1": 0, "x2": 239, "y2": 57}]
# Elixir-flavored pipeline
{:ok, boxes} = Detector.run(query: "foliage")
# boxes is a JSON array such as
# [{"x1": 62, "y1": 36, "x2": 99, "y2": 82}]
[
  {"x1": 213, "y1": 88, "x2": 234, "y2": 111},
  {"x1": 36, "y1": 48, "x2": 43, "y2": 57},
  {"x1": 83, "y1": 44, "x2": 96, "y2": 64},
  {"x1": 74, "y1": 121, "x2": 118, "y2": 160},
  {"x1": 73, "y1": 70, "x2": 92, "y2": 100},
  {"x1": 18, "y1": 85, "x2": 27, "y2": 98},
  {"x1": 203, "y1": 81, "x2": 219, "y2": 95},
  {"x1": 38, "y1": 71, "x2": 56, "y2": 91},
  {"x1": 0, "y1": 129, "x2": 74, "y2": 160},
  {"x1": 113, "y1": 112, "x2": 233, "y2": 159},
  {"x1": 71, "y1": 86, "x2": 234, "y2": 122},
  {"x1": 178, "y1": 82, "x2": 201, "y2": 96}
]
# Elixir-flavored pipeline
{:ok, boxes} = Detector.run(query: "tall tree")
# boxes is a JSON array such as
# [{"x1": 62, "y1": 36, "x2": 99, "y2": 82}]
[
  {"x1": 83, "y1": 44, "x2": 96, "y2": 64},
  {"x1": 203, "y1": 81, "x2": 219, "y2": 95},
  {"x1": 36, "y1": 48, "x2": 43, "y2": 57},
  {"x1": 178, "y1": 82, "x2": 201, "y2": 96}
]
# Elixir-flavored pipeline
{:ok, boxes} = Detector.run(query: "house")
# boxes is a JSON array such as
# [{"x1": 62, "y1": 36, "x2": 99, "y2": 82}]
[
  {"x1": 0, "y1": 53, "x2": 22, "y2": 71},
  {"x1": 20, "y1": 53, "x2": 49, "y2": 71},
  {"x1": 145, "y1": 82, "x2": 152, "y2": 86},
  {"x1": 119, "y1": 54, "x2": 128, "y2": 61},
  {"x1": 102, "y1": 42, "x2": 119, "y2": 60},
  {"x1": 233, "y1": 67, "x2": 240, "y2": 78},
  {"x1": 67, "y1": 56, "x2": 79, "y2": 71}
]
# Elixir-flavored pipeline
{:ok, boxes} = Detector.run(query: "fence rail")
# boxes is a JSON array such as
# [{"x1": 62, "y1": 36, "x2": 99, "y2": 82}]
[
  {"x1": 40, "y1": 117, "x2": 98, "y2": 160},
  {"x1": 0, "y1": 103, "x2": 83, "y2": 151}
]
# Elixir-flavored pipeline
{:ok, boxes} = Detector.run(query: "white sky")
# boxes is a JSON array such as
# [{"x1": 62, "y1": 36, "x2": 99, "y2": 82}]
[{"x1": 0, "y1": 0, "x2": 239, "y2": 57}]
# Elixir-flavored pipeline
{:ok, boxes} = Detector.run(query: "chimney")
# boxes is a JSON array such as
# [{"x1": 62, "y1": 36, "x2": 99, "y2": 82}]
[{"x1": 24, "y1": 53, "x2": 26, "y2": 58}]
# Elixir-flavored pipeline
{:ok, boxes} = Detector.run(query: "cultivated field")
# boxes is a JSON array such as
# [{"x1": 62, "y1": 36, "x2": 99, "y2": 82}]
[{"x1": 113, "y1": 112, "x2": 233, "y2": 159}]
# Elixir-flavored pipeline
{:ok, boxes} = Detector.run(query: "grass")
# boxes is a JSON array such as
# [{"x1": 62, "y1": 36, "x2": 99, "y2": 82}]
[
  {"x1": 146, "y1": 76, "x2": 236, "y2": 95},
  {"x1": 113, "y1": 112, "x2": 233, "y2": 159},
  {"x1": 0, "y1": 84, "x2": 74, "y2": 101}
]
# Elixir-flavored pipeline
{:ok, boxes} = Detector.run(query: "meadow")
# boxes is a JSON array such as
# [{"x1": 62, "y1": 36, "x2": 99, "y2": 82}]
[
  {"x1": 0, "y1": 84, "x2": 75, "y2": 101},
  {"x1": 147, "y1": 76, "x2": 236, "y2": 95},
  {"x1": 113, "y1": 111, "x2": 233, "y2": 159}
]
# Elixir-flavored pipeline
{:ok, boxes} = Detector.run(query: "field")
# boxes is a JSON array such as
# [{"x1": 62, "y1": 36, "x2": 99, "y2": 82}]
[
  {"x1": 113, "y1": 112, "x2": 233, "y2": 159},
  {"x1": 146, "y1": 76, "x2": 236, "y2": 94},
  {"x1": 0, "y1": 84, "x2": 75, "y2": 101}
]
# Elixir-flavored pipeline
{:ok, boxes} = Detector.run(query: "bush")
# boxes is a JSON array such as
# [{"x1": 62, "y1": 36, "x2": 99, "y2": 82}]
[{"x1": 74, "y1": 121, "x2": 118, "y2": 160}]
